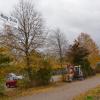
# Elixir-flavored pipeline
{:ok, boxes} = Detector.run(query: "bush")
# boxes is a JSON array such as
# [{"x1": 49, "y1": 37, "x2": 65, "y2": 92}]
[
  {"x1": 80, "y1": 59, "x2": 95, "y2": 77},
  {"x1": 0, "y1": 77, "x2": 5, "y2": 96},
  {"x1": 95, "y1": 63, "x2": 100, "y2": 73},
  {"x1": 17, "y1": 60, "x2": 52, "y2": 88},
  {"x1": 35, "y1": 61, "x2": 52, "y2": 85},
  {"x1": 17, "y1": 79, "x2": 31, "y2": 89},
  {"x1": 17, "y1": 71, "x2": 35, "y2": 88}
]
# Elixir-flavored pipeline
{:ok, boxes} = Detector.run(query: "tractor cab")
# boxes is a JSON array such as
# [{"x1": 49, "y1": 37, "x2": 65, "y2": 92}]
[{"x1": 74, "y1": 65, "x2": 84, "y2": 80}]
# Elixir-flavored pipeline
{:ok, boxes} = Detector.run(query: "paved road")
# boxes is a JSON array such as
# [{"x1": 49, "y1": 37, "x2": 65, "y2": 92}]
[{"x1": 16, "y1": 76, "x2": 100, "y2": 100}]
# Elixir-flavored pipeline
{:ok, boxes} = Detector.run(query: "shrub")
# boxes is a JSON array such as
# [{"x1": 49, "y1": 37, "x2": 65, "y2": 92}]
[
  {"x1": 17, "y1": 68, "x2": 40, "y2": 88},
  {"x1": 0, "y1": 77, "x2": 5, "y2": 96},
  {"x1": 95, "y1": 62, "x2": 100, "y2": 73},
  {"x1": 36, "y1": 60, "x2": 52, "y2": 85},
  {"x1": 80, "y1": 59, "x2": 95, "y2": 77},
  {"x1": 17, "y1": 71, "x2": 35, "y2": 88},
  {"x1": 17, "y1": 60, "x2": 52, "y2": 88},
  {"x1": 17, "y1": 78, "x2": 31, "y2": 89}
]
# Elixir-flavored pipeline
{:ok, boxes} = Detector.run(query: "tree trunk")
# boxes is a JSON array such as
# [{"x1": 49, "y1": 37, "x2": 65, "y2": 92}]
[{"x1": 25, "y1": 52, "x2": 33, "y2": 82}]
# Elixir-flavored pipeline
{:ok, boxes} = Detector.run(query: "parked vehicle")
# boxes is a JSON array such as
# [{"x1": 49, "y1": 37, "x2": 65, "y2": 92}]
[
  {"x1": 7, "y1": 73, "x2": 23, "y2": 80},
  {"x1": 6, "y1": 73, "x2": 23, "y2": 88},
  {"x1": 64, "y1": 65, "x2": 84, "y2": 82},
  {"x1": 6, "y1": 80, "x2": 17, "y2": 88}
]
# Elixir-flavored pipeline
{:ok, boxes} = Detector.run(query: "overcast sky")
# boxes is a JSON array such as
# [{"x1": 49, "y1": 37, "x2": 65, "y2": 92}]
[{"x1": 0, "y1": 0, "x2": 100, "y2": 46}]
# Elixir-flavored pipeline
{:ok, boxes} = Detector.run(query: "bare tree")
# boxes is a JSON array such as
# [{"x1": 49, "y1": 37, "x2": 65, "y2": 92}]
[
  {"x1": 47, "y1": 28, "x2": 68, "y2": 68},
  {"x1": 1, "y1": 0, "x2": 46, "y2": 81}
]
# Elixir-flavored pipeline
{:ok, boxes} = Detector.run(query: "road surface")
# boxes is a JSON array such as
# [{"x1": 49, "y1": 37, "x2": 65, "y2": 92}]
[{"x1": 16, "y1": 76, "x2": 100, "y2": 100}]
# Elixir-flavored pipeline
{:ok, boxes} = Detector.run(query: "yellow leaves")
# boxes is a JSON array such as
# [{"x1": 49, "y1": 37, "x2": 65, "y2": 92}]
[
  {"x1": 0, "y1": 47, "x2": 9, "y2": 54},
  {"x1": 88, "y1": 55, "x2": 100, "y2": 68},
  {"x1": 78, "y1": 33, "x2": 100, "y2": 68}
]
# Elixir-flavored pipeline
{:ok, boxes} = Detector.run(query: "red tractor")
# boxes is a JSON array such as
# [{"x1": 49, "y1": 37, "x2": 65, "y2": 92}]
[{"x1": 64, "y1": 65, "x2": 84, "y2": 82}]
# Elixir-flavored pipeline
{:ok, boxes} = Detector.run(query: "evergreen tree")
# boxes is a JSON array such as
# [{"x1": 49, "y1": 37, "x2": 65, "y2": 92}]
[
  {"x1": 66, "y1": 40, "x2": 95, "y2": 77},
  {"x1": 78, "y1": 33, "x2": 100, "y2": 68}
]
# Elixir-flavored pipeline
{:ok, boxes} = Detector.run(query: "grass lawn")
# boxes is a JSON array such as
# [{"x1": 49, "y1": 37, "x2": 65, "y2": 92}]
[{"x1": 73, "y1": 85, "x2": 100, "y2": 100}]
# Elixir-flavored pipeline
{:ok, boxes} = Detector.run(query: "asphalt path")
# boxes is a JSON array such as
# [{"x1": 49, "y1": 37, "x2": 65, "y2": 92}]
[{"x1": 16, "y1": 76, "x2": 100, "y2": 100}]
